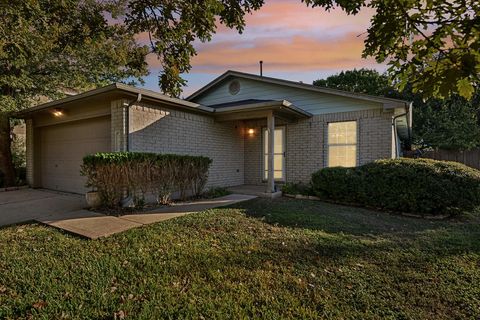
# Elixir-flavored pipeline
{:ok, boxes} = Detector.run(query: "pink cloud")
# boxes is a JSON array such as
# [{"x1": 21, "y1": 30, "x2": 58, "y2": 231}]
[
  {"x1": 143, "y1": 0, "x2": 382, "y2": 84},
  {"x1": 215, "y1": 1, "x2": 374, "y2": 36},
  {"x1": 147, "y1": 33, "x2": 375, "y2": 73},
  {"x1": 191, "y1": 33, "x2": 375, "y2": 73}
]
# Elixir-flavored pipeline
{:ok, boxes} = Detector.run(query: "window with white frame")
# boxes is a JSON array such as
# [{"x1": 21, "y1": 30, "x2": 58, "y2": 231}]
[{"x1": 328, "y1": 121, "x2": 357, "y2": 167}]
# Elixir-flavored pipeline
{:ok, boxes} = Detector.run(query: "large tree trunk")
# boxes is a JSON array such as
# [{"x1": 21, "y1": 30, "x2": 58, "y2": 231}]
[{"x1": 0, "y1": 113, "x2": 16, "y2": 187}]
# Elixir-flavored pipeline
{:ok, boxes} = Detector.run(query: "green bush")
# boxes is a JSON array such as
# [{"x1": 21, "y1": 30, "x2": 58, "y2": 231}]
[
  {"x1": 281, "y1": 182, "x2": 313, "y2": 196},
  {"x1": 202, "y1": 187, "x2": 231, "y2": 199},
  {"x1": 81, "y1": 152, "x2": 212, "y2": 208},
  {"x1": 311, "y1": 158, "x2": 480, "y2": 216}
]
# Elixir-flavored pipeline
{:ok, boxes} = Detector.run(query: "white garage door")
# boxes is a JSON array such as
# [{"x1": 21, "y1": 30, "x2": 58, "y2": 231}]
[{"x1": 38, "y1": 116, "x2": 111, "y2": 194}]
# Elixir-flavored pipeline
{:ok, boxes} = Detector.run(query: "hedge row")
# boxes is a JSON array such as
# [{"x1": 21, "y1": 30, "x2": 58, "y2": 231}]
[
  {"x1": 81, "y1": 152, "x2": 212, "y2": 208},
  {"x1": 311, "y1": 158, "x2": 480, "y2": 216}
]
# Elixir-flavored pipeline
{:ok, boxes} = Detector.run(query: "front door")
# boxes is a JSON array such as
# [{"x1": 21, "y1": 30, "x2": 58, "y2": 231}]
[{"x1": 263, "y1": 126, "x2": 285, "y2": 181}]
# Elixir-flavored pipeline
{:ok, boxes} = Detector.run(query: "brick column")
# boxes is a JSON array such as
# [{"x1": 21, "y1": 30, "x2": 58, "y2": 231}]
[{"x1": 111, "y1": 99, "x2": 129, "y2": 151}]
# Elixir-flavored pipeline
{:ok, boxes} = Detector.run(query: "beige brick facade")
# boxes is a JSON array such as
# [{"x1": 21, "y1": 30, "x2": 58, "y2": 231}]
[
  {"x1": 127, "y1": 102, "x2": 245, "y2": 187},
  {"x1": 244, "y1": 120, "x2": 264, "y2": 185},
  {"x1": 21, "y1": 75, "x2": 407, "y2": 195},
  {"x1": 243, "y1": 109, "x2": 394, "y2": 185},
  {"x1": 116, "y1": 103, "x2": 393, "y2": 187},
  {"x1": 111, "y1": 99, "x2": 129, "y2": 152},
  {"x1": 26, "y1": 98, "x2": 394, "y2": 190}
]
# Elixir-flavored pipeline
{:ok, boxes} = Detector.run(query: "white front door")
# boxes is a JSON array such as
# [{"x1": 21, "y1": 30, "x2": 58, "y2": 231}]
[{"x1": 263, "y1": 126, "x2": 285, "y2": 181}]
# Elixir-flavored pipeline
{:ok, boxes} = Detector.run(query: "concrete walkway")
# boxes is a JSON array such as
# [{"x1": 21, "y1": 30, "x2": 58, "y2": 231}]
[
  {"x1": 0, "y1": 189, "x2": 256, "y2": 239},
  {"x1": 0, "y1": 189, "x2": 85, "y2": 227},
  {"x1": 37, "y1": 210, "x2": 144, "y2": 239},
  {"x1": 38, "y1": 194, "x2": 257, "y2": 239},
  {"x1": 120, "y1": 194, "x2": 257, "y2": 225}
]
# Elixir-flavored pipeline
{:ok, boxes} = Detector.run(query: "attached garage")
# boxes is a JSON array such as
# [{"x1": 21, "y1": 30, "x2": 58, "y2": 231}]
[
  {"x1": 35, "y1": 116, "x2": 111, "y2": 194},
  {"x1": 18, "y1": 83, "x2": 212, "y2": 195}
]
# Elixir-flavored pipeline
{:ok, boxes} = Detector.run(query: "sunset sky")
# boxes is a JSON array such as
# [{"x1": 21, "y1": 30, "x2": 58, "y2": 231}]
[{"x1": 141, "y1": 0, "x2": 386, "y2": 97}]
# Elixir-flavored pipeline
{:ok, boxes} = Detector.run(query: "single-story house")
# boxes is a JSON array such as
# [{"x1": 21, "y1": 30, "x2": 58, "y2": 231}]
[{"x1": 17, "y1": 70, "x2": 412, "y2": 195}]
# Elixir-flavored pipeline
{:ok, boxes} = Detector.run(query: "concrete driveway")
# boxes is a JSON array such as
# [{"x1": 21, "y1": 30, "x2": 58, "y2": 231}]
[{"x1": 0, "y1": 188, "x2": 85, "y2": 227}]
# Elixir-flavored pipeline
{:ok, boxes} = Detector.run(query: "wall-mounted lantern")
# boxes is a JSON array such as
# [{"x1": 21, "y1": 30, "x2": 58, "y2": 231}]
[{"x1": 52, "y1": 108, "x2": 64, "y2": 117}]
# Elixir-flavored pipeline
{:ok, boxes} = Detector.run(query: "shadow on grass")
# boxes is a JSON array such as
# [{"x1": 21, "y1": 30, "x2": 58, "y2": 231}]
[
  {"x1": 1, "y1": 203, "x2": 479, "y2": 319},
  {"x1": 229, "y1": 197, "x2": 480, "y2": 255}
]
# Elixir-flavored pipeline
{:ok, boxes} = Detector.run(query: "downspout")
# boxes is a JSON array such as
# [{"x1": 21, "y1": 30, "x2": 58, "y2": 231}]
[
  {"x1": 123, "y1": 93, "x2": 142, "y2": 151},
  {"x1": 391, "y1": 103, "x2": 411, "y2": 158}
]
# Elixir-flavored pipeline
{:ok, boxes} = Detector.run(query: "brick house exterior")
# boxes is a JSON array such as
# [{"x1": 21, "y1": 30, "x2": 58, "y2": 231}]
[{"x1": 19, "y1": 70, "x2": 411, "y2": 194}]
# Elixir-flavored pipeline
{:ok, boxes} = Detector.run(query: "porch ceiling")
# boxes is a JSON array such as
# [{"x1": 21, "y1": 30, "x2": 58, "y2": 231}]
[{"x1": 212, "y1": 99, "x2": 312, "y2": 122}]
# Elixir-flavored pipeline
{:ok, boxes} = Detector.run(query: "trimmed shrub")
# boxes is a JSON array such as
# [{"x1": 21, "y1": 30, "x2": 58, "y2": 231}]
[
  {"x1": 311, "y1": 158, "x2": 480, "y2": 216},
  {"x1": 281, "y1": 182, "x2": 313, "y2": 196},
  {"x1": 81, "y1": 152, "x2": 212, "y2": 208}
]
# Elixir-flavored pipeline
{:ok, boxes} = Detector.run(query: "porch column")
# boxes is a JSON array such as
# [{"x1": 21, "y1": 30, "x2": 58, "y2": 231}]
[{"x1": 267, "y1": 111, "x2": 275, "y2": 193}]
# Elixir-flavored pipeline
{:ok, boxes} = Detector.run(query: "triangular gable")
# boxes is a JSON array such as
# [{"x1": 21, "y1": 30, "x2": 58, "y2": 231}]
[{"x1": 187, "y1": 70, "x2": 408, "y2": 110}]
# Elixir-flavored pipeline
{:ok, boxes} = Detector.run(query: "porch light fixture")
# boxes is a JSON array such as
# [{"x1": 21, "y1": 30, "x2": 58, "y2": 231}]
[
  {"x1": 247, "y1": 128, "x2": 255, "y2": 136},
  {"x1": 52, "y1": 108, "x2": 64, "y2": 117}
]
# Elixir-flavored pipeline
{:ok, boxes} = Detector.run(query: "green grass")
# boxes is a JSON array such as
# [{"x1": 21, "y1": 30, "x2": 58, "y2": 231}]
[{"x1": 0, "y1": 198, "x2": 479, "y2": 319}]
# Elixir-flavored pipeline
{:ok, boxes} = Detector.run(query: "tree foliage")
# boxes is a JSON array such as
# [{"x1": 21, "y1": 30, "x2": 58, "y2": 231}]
[
  {"x1": 403, "y1": 91, "x2": 480, "y2": 150},
  {"x1": 0, "y1": 0, "x2": 149, "y2": 186},
  {"x1": 304, "y1": 0, "x2": 480, "y2": 100},
  {"x1": 313, "y1": 69, "x2": 392, "y2": 96},
  {"x1": 314, "y1": 69, "x2": 480, "y2": 150},
  {"x1": 0, "y1": 0, "x2": 149, "y2": 111},
  {"x1": 124, "y1": 0, "x2": 264, "y2": 97}
]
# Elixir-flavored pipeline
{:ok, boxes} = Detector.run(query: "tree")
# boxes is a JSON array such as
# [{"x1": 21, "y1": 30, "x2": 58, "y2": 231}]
[
  {"x1": 314, "y1": 69, "x2": 480, "y2": 150},
  {"x1": 0, "y1": 0, "x2": 149, "y2": 186},
  {"x1": 313, "y1": 69, "x2": 392, "y2": 96},
  {"x1": 124, "y1": 0, "x2": 264, "y2": 97},
  {"x1": 125, "y1": 0, "x2": 478, "y2": 99},
  {"x1": 397, "y1": 89, "x2": 480, "y2": 150},
  {"x1": 304, "y1": 0, "x2": 480, "y2": 100}
]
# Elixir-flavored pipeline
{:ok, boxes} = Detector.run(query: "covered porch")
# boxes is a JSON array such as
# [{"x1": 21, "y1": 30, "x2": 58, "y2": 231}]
[{"x1": 212, "y1": 99, "x2": 312, "y2": 197}]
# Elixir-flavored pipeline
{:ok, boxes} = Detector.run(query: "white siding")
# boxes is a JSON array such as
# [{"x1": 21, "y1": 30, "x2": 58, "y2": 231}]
[{"x1": 194, "y1": 77, "x2": 383, "y2": 114}]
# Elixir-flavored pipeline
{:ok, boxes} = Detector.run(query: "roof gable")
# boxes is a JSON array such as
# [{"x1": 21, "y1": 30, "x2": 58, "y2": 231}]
[{"x1": 187, "y1": 70, "x2": 408, "y2": 110}]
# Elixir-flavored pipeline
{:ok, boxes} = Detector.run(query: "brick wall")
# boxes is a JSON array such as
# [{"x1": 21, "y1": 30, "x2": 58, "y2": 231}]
[
  {"x1": 243, "y1": 119, "x2": 265, "y2": 185},
  {"x1": 111, "y1": 99, "x2": 128, "y2": 151},
  {"x1": 127, "y1": 102, "x2": 245, "y2": 187},
  {"x1": 244, "y1": 109, "x2": 394, "y2": 185},
  {"x1": 112, "y1": 101, "x2": 393, "y2": 187}
]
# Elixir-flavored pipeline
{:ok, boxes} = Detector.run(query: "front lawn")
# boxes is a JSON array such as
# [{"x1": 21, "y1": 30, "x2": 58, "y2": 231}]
[{"x1": 0, "y1": 198, "x2": 479, "y2": 319}]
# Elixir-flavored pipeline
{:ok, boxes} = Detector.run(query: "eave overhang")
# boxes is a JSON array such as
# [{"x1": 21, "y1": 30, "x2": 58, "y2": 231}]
[{"x1": 15, "y1": 83, "x2": 213, "y2": 118}]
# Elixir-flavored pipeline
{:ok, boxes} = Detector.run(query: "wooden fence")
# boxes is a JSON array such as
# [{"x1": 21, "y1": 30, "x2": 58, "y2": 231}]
[{"x1": 412, "y1": 149, "x2": 480, "y2": 170}]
